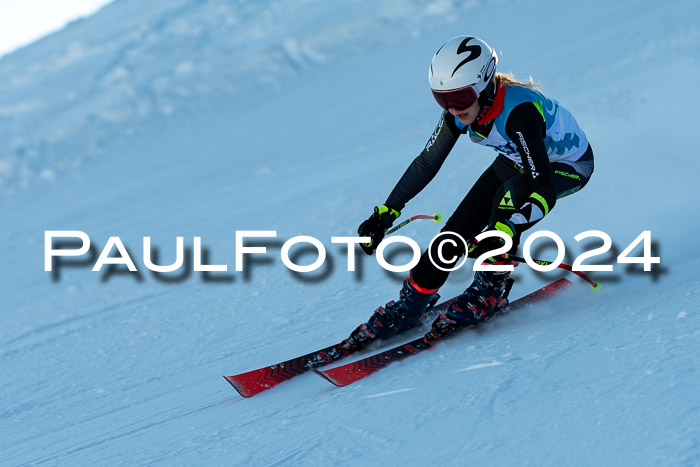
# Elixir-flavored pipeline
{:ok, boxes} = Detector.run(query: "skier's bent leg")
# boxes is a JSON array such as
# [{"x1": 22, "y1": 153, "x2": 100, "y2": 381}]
[
  {"x1": 342, "y1": 272, "x2": 439, "y2": 352},
  {"x1": 345, "y1": 159, "x2": 510, "y2": 349},
  {"x1": 431, "y1": 216, "x2": 520, "y2": 335},
  {"x1": 431, "y1": 267, "x2": 513, "y2": 337},
  {"x1": 344, "y1": 231, "x2": 480, "y2": 351},
  {"x1": 410, "y1": 230, "x2": 468, "y2": 290},
  {"x1": 366, "y1": 273, "x2": 439, "y2": 337}
]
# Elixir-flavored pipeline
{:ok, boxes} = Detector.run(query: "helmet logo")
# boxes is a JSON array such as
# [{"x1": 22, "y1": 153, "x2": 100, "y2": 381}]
[
  {"x1": 483, "y1": 57, "x2": 496, "y2": 82},
  {"x1": 452, "y1": 37, "x2": 482, "y2": 78}
]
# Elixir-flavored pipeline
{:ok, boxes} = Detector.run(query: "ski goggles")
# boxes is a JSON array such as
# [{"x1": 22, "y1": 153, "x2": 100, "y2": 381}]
[{"x1": 431, "y1": 86, "x2": 478, "y2": 111}]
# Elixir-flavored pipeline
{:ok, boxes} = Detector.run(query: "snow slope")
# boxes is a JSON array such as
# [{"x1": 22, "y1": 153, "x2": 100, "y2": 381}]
[{"x1": 1, "y1": 0, "x2": 698, "y2": 464}]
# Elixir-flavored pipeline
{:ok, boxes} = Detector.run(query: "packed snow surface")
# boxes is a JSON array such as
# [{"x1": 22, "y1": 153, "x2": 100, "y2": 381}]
[{"x1": 1, "y1": 0, "x2": 698, "y2": 464}]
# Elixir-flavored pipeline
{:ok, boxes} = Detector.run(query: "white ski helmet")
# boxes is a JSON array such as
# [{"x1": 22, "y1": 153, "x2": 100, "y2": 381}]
[{"x1": 429, "y1": 36, "x2": 498, "y2": 110}]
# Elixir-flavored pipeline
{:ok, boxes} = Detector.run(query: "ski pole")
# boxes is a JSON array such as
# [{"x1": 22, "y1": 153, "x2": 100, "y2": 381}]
[
  {"x1": 504, "y1": 253, "x2": 601, "y2": 291},
  {"x1": 386, "y1": 212, "x2": 442, "y2": 235}
]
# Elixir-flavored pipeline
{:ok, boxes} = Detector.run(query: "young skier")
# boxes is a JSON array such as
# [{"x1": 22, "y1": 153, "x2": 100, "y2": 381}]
[{"x1": 344, "y1": 36, "x2": 594, "y2": 350}]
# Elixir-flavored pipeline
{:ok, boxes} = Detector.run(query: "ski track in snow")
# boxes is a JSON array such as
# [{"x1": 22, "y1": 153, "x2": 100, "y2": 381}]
[
  {"x1": 363, "y1": 388, "x2": 416, "y2": 398},
  {"x1": 1, "y1": 0, "x2": 699, "y2": 465},
  {"x1": 456, "y1": 361, "x2": 504, "y2": 372}
]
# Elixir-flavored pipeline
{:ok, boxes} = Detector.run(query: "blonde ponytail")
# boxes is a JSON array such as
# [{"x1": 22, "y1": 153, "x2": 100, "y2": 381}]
[{"x1": 494, "y1": 72, "x2": 541, "y2": 91}]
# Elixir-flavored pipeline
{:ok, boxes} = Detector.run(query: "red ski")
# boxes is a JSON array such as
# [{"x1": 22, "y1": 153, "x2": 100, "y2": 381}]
[
  {"x1": 224, "y1": 342, "x2": 348, "y2": 397},
  {"x1": 224, "y1": 293, "x2": 461, "y2": 397},
  {"x1": 314, "y1": 278, "x2": 572, "y2": 387}
]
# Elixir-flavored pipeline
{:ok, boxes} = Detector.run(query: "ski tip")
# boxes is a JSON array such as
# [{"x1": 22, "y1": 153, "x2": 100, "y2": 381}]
[
  {"x1": 312, "y1": 368, "x2": 336, "y2": 385},
  {"x1": 312, "y1": 368, "x2": 344, "y2": 387},
  {"x1": 223, "y1": 375, "x2": 254, "y2": 398},
  {"x1": 314, "y1": 366, "x2": 372, "y2": 387}
]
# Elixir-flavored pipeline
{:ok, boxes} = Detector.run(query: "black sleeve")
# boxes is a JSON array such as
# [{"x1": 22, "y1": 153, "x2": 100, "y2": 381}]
[
  {"x1": 384, "y1": 111, "x2": 461, "y2": 211},
  {"x1": 504, "y1": 102, "x2": 557, "y2": 228}
]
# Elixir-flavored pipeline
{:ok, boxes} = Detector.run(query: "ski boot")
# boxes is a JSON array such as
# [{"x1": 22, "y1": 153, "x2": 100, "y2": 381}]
[
  {"x1": 342, "y1": 276, "x2": 438, "y2": 353},
  {"x1": 430, "y1": 269, "x2": 514, "y2": 339}
]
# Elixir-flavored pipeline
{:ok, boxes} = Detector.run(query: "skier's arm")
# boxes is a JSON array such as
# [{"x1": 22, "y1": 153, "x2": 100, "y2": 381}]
[
  {"x1": 503, "y1": 102, "x2": 557, "y2": 234},
  {"x1": 384, "y1": 111, "x2": 460, "y2": 211}
]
